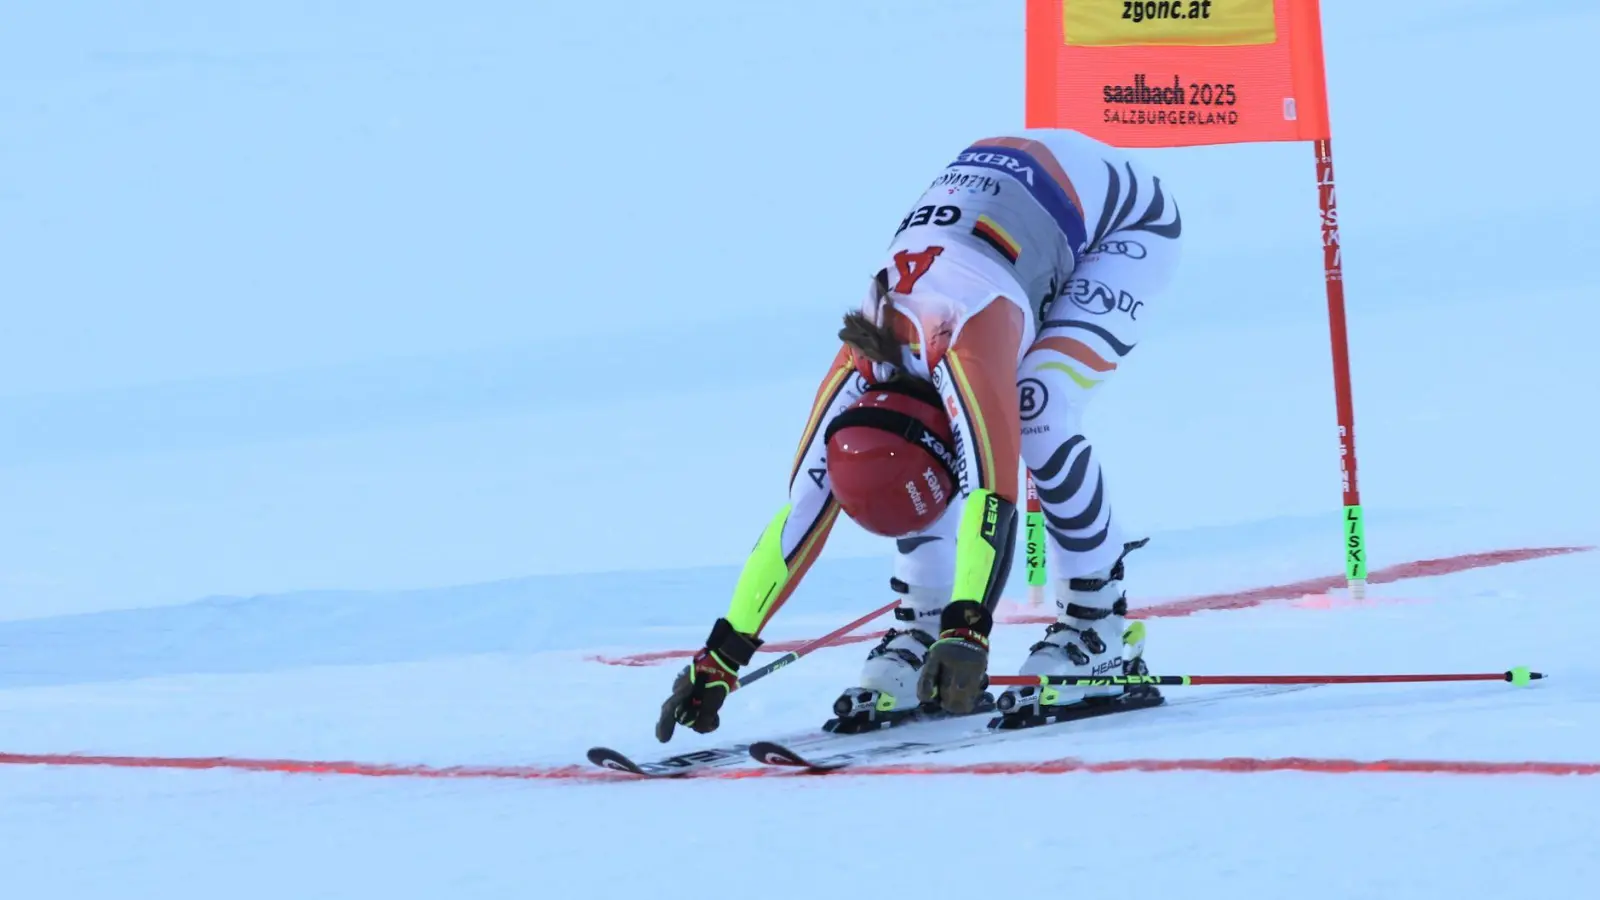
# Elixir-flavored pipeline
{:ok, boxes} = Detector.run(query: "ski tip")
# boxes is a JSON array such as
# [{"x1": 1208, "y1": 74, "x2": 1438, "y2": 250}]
[
  {"x1": 748, "y1": 741, "x2": 812, "y2": 768},
  {"x1": 749, "y1": 740, "x2": 851, "y2": 771},
  {"x1": 1506, "y1": 667, "x2": 1545, "y2": 686},
  {"x1": 586, "y1": 747, "x2": 648, "y2": 776}
]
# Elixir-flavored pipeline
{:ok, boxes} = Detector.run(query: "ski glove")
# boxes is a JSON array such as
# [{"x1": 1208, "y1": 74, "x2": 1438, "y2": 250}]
[
  {"x1": 656, "y1": 618, "x2": 762, "y2": 743},
  {"x1": 916, "y1": 600, "x2": 993, "y2": 714}
]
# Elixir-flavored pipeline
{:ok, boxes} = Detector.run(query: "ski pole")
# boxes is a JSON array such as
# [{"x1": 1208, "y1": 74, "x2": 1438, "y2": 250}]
[
  {"x1": 736, "y1": 599, "x2": 900, "y2": 689},
  {"x1": 987, "y1": 667, "x2": 1545, "y2": 688}
]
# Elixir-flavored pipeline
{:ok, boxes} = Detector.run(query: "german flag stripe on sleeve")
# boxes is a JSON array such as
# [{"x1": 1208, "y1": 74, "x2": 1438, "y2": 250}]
[{"x1": 972, "y1": 214, "x2": 1021, "y2": 264}]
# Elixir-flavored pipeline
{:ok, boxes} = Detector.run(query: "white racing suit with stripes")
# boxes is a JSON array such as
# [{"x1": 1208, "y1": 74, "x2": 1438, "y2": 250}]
[{"x1": 710, "y1": 129, "x2": 1183, "y2": 717}]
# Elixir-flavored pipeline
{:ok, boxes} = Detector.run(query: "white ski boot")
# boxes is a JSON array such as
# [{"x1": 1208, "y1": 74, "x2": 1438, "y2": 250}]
[
  {"x1": 996, "y1": 539, "x2": 1150, "y2": 722},
  {"x1": 829, "y1": 579, "x2": 950, "y2": 732}
]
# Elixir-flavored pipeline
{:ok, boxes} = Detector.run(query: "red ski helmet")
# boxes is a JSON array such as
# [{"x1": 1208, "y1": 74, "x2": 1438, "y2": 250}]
[{"x1": 824, "y1": 380, "x2": 959, "y2": 538}]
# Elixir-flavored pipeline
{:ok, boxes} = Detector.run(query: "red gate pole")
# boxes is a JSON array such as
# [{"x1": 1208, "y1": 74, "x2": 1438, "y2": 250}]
[{"x1": 1315, "y1": 138, "x2": 1366, "y2": 598}]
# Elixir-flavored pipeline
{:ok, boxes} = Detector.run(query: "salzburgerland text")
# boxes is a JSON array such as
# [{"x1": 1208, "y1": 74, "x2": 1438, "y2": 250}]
[{"x1": 1104, "y1": 108, "x2": 1239, "y2": 126}]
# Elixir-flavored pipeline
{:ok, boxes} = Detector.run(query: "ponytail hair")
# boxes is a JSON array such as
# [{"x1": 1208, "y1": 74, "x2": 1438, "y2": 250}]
[{"x1": 838, "y1": 267, "x2": 903, "y2": 364}]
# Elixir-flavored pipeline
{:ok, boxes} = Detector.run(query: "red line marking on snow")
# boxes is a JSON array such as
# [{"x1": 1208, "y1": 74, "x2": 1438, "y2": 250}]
[
  {"x1": 0, "y1": 752, "x2": 601, "y2": 782},
  {"x1": 2, "y1": 751, "x2": 1596, "y2": 782},
  {"x1": 590, "y1": 545, "x2": 1593, "y2": 666},
  {"x1": 712, "y1": 757, "x2": 1600, "y2": 778},
  {"x1": 1004, "y1": 545, "x2": 1590, "y2": 624}
]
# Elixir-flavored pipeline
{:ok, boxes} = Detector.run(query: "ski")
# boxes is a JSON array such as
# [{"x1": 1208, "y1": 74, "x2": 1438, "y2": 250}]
[
  {"x1": 586, "y1": 745, "x2": 729, "y2": 778},
  {"x1": 586, "y1": 734, "x2": 819, "y2": 778},
  {"x1": 749, "y1": 739, "x2": 857, "y2": 771},
  {"x1": 587, "y1": 694, "x2": 998, "y2": 776},
  {"x1": 746, "y1": 698, "x2": 1162, "y2": 773},
  {"x1": 586, "y1": 707, "x2": 982, "y2": 776},
  {"x1": 755, "y1": 733, "x2": 934, "y2": 768},
  {"x1": 747, "y1": 684, "x2": 1318, "y2": 773},
  {"x1": 589, "y1": 698, "x2": 1002, "y2": 776}
]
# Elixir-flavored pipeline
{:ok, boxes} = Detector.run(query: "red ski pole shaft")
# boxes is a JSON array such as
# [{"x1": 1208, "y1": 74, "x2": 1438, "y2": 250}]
[
  {"x1": 987, "y1": 668, "x2": 1544, "y2": 688},
  {"x1": 1183, "y1": 671, "x2": 1541, "y2": 685},
  {"x1": 737, "y1": 599, "x2": 899, "y2": 688}
]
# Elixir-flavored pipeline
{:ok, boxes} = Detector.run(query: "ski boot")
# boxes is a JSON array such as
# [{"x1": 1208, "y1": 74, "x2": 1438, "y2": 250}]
[
  {"x1": 994, "y1": 540, "x2": 1160, "y2": 728},
  {"x1": 827, "y1": 579, "x2": 994, "y2": 733}
]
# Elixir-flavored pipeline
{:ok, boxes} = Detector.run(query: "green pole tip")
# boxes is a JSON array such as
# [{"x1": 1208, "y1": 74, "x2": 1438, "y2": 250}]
[{"x1": 1507, "y1": 666, "x2": 1540, "y2": 686}]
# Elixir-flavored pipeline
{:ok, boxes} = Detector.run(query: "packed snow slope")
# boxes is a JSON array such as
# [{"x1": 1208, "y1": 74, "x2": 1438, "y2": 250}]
[{"x1": 1, "y1": 0, "x2": 1598, "y2": 897}]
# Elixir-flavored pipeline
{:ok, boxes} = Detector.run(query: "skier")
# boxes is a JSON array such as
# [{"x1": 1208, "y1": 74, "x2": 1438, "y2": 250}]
[{"x1": 657, "y1": 129, "x2": 1182, "y2": 742}]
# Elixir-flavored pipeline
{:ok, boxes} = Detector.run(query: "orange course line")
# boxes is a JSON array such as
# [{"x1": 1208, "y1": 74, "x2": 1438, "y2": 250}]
[
  {"x1": 719, "y1": 757, "x2": 1600, "y2": 778},
  {"x1": 1, "y1": 751, "x2": 1594, "y2": 783},
  {"x1": 588, "y1": 546, "x2": 1592, "y2": 666}
]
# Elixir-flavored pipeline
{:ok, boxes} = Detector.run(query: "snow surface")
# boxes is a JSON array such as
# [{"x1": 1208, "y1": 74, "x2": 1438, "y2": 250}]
[{"x1": 2, "y1": 0, "x2": 1598, "y2": 897}]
